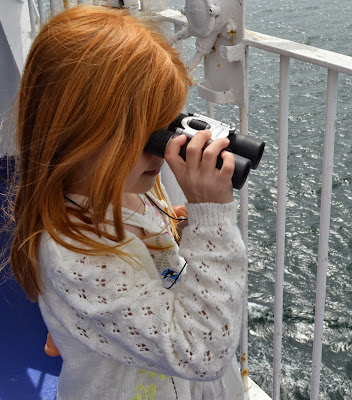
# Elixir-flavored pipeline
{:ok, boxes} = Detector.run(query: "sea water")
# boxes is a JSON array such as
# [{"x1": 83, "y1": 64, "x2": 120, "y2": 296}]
[{"x1": 172, "y1": 0, "x2": 352, "y2": 398}]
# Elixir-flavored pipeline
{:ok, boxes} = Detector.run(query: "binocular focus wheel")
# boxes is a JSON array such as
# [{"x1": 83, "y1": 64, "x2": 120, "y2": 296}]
[{"x1": 187, "y1": 119, "x2": 211, "y2": 131}]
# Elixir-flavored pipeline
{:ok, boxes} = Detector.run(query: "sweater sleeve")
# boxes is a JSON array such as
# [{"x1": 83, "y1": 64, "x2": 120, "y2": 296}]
[{"x1": 39, "y1": 201, "x2": 246, "y2": 381}]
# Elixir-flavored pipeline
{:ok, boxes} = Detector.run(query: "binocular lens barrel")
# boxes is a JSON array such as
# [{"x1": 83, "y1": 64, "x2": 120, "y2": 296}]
[
  {"x1": 144, "y1": 129, "x2": 174, "y2": 159},
  {"x1": 228, "y1": 134, "x2": 265, "y2": 170}
]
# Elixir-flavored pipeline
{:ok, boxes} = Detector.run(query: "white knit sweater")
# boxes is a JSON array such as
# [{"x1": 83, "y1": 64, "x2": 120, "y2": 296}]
[{"x1": 38, "y1": 192, "x2": 246, "y2": 400}]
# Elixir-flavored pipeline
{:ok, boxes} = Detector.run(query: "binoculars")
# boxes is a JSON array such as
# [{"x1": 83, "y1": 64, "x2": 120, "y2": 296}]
[{"x1": 144, "y1": 113, "x2": 265, "y2": 190}]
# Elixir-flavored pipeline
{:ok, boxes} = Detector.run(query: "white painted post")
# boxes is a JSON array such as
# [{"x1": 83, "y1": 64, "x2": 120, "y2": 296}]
[
  {"x1": 239, "y1": 43, "x2": 249, "y2": 397},
  {"x1": 310, "y1": 69, "x2": 339, "y2": 400},
  {"x1": 206, "y1": 101, "x2": 215, "y2": 118},
  {"x1": 37, "y1": 0, "x2": 47, "y2": 26},
  {"x1": 27, "y1": 0, "x2": 39, "y2": 36},
  {"x1": 239, "y1": 139, "x2": 249, "y2": 397},
  {"x1": 50, "y1": 0, "x2": 65, "y2": 15},
  {"x1": 272, "y1": 54, "x2": 290, "y2": 400}
]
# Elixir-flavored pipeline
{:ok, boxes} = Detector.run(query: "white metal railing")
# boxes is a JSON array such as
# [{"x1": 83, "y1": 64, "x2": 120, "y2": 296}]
[
  {"x1": 244, "y1": 30, "x2": 352, "y2": 400},
  {"x1": 18, "y1": 1, "x2": 352, "y2": 399}
]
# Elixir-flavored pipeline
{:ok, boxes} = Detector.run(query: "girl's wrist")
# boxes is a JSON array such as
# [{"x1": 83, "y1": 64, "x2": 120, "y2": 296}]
[{"x1": 185, "y1": 201, "x2": 238, "y2": 227}]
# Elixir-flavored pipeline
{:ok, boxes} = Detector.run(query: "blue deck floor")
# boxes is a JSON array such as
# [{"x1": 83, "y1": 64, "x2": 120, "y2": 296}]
[{"x1": 0, "y1": 157, "x2": 61, "y2": 400}]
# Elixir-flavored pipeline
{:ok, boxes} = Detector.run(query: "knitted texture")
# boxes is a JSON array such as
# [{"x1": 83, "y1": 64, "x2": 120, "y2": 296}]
[{"x1": 38, "y1": 194, "x2": 246, "y2": 400}]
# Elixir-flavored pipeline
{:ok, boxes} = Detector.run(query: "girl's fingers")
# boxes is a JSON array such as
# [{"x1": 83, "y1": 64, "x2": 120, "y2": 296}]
[
  {"x1": 164, "y1": 134, "x2": 188, "y2": 173},
  {"x1": 165, "y1": 130, "x2": 235, "y2": 204},
  {"x1": 165, "y1": 130, "x2": 212, "y2": 173},
  {"x1": 164, "y1": 135, "x2": 187, "y2": 181},
  {"x1": 184, "y1": 130, "x2": 212, "y2": 170},
  {"x1": 219, "y1": 150, "x2": 235, "y2": 178},
  {"x1": 166, "y1": 132, "x2": 234, "y2": 179},
  {"x1": 200, "y1": 137, "x2": 230, "y2": 172}
]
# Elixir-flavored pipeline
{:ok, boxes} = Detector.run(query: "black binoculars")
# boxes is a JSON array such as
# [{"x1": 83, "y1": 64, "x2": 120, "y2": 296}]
[{"x1": 144, "y1": 113, "x2": 265, "y2": 190}]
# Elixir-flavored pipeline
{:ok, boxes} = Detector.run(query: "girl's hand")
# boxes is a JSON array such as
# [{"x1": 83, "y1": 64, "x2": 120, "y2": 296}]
[
  {"x1": 172, "y1": 205, "x2": 188, "y2": 243},
  {"x1": 165, "y1": 130, "x2": 235, "y2": 204},
  {"x1": 44, "y1": 332, "x2": 61, "y2": 357},
  {"x1": 172, "y1": 205, "x2": 188, "y2": 219}
]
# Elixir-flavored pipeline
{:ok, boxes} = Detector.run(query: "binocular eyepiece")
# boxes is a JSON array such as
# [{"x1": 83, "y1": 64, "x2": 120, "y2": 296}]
[{"x1": 144, "y1": 113, "x2": 265, "y2": 190}]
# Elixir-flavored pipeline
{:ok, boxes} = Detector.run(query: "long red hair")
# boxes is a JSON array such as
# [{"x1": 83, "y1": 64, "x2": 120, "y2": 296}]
[{"x1": 10, "y1": 5, "x2": 191, "y2": 302}]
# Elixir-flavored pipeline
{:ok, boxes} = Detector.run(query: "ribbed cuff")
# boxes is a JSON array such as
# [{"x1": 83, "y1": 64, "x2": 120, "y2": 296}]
[{"x1": 185, "y1": 201, "x2": 239, "y2": 227}]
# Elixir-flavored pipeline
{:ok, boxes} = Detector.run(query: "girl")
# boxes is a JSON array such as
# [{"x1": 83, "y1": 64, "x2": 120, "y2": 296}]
[{"x1": 10, "y1": 5, "x2": 246, "y2": 400}]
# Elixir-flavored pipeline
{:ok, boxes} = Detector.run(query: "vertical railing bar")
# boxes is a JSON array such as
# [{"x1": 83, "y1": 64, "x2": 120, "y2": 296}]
[
  {"x1": 272, "y1": 54, "x2": 290, "y2": 400},
  {"x1": 49, "y1": 0, "x2": 56, "y2": 15},
  {"x1": 37, "y1": 0, "x2": 46, "y2": 26},
  {"x1": 239, "y1": 155, "x2": 249, "y2": 396},
  {"x1": 27, "y1": 0, "x2": 39, "y2": 37},
  {"x1": 50, "y1": 0, "x2": 65, "y2": 15},
  {"x1": 239, "y1": 43, "x2": 249, "y2": 397},
  {"x1": 310, "y1": 69, "x2": 338, "y2": 400},
  {"x1": 206, "y1": 101, "x2": 215, "y2": 118}
]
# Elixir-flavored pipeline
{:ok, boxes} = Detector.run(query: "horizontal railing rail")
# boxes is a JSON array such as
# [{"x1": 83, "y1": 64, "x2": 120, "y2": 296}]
[{"x1": 244, "y1": 29, "x2": 352, "y2": 76}]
